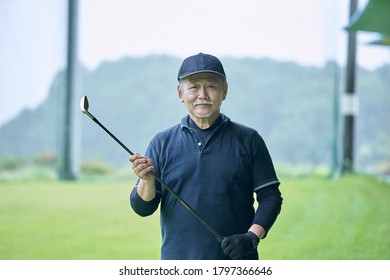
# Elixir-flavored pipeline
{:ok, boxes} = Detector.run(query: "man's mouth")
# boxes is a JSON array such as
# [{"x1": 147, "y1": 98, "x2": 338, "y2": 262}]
[{"x1": 194, "y1": 101, "x2": 213, "y2": 106}]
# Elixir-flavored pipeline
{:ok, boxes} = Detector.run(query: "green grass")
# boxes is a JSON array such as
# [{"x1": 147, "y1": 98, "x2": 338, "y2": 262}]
[
  {"x1": 0, "y1": 177, "x2": 160, "y2": 260},
  {"x1": 262, "y1": 174, "x2": 390, "y2": 259},
  {"x1": 0, "y1": 174, "x2": 389, "y2": 260}
]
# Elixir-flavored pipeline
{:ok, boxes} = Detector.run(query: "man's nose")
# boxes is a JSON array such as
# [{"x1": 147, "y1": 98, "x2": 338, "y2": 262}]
[{"x1": 198, "y1": 86, "x2": 208, "y2": 99}]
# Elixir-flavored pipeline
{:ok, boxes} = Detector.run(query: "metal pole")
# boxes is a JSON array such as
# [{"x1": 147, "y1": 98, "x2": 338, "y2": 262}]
[
  {"x1": 330, "y1": 60, "x2": 341, "y2": 178},
  {"x1": 60, "y1": 0, "x2": 79, "y2": 180},
  {"x1": 342, "y1": 0, "x2": 358, "y2": 173}
]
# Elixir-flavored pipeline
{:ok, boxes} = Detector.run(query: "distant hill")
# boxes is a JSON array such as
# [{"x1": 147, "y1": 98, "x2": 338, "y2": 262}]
[{"x1": 0, "y1": 55, "x2": 389, "y2": 174}]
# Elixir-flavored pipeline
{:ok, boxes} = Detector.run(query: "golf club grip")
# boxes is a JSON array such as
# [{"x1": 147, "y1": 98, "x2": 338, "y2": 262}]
[{"x1": 152, "y1": 172, "x2": 225, "y2": 243}]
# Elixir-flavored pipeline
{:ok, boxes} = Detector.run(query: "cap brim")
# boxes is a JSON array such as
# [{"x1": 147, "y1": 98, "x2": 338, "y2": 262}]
[{"x1": 178, "y1": 70, "x2": 226, "y2": 81}]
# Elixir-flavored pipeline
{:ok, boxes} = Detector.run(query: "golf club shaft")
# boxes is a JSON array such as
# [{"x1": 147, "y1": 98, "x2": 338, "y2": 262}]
[
  {"x1": 88, "y1": 114, "x2": 224, "y2": 243},
  {"x1": 92, "y1": 117, "x2": 134, "y2": 155},
  {"x1": 152, "y1": 172, "x2": 224, "y2": 243}
]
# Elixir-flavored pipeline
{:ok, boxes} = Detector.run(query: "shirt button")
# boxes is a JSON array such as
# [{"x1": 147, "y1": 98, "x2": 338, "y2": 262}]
[{"x1": 198, "y1": 142, "x2": 202, "y2": 146}]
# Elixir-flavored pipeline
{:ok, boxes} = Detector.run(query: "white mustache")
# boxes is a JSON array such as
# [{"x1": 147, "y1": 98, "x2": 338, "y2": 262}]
[{"x1": 194, "y1": 101, "x2": 213, "y2": 106}]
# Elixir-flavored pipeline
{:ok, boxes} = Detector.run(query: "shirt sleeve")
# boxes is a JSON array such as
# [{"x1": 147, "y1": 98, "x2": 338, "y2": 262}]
[
  {"x1": 130, "y1": 179, "x2": 161, "y2": 217},
  {"x1": 247, "y1": 130, "x2": 282, "y2": 236},
  {"x1": 251, "y1": 132, "x2": 280, "y2": 191},
  {"x1": 252, "y1": 184, "x2": 283, "y2": 237}
]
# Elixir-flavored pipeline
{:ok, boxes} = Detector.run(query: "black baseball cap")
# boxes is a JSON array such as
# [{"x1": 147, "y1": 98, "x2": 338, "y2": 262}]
[{"x1": 177, "y1": 53, "x2": 226, "y2": 81}]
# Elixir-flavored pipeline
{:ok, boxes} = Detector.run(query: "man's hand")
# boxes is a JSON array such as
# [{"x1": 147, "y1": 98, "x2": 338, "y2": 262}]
[
  {"x1": 129, "y1": 153, "x2": 156, "y2": 201},
  {"x1": 129, "y1": 153, "x2": 155, "y2": 182},
  {"x1": 221, "y1": 231, "x2": 260, "y2": 259}
]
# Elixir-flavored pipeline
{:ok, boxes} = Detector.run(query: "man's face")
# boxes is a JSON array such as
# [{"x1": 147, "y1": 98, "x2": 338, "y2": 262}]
[{"x1": 177, "y1": 73, "x2": 228, "y2": 124}]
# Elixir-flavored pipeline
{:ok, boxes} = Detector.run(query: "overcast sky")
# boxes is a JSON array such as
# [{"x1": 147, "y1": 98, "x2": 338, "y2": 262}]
[{"x1": 1, "y1": 0, "x2": 389, "y2": 125}]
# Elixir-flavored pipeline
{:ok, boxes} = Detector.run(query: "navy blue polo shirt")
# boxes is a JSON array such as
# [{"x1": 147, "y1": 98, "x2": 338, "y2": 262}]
[{"x1": 130, "y1": 114, "x2": 280, "y2": 260}]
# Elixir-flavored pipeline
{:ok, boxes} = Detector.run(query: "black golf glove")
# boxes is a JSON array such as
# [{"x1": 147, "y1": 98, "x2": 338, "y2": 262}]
[{"x1": 221, "y1": 231, "x2": 260, "y2": 260}]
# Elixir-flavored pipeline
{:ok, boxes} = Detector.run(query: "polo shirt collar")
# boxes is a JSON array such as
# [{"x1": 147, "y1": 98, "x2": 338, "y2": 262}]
[{"x1": 180, "y1": 114, "x2": 230, "y2": 130}]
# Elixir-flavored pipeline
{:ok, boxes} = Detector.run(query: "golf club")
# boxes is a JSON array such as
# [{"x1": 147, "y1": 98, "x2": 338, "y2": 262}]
[{"x1": 80, "y1": 95, "x2": 224, "y2": 243}]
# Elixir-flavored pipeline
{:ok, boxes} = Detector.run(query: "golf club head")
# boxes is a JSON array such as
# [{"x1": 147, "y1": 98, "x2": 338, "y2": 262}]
[{"x1": 80, "y1": 95, "x2": 94, "y2": 119}]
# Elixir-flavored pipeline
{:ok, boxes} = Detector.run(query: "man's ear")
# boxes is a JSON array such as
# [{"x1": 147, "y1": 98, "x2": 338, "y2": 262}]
[
  {"x1": 177, "y1": 84, "x2": 184, "y2": 102},
  {"x1": 222, "y1": 84, "x2": 228, "y2": 100}
]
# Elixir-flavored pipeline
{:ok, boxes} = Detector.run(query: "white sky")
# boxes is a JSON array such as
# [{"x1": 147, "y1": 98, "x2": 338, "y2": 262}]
[{"x1": 0, "y1": 0, "x2": 389, "y2": 126}]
